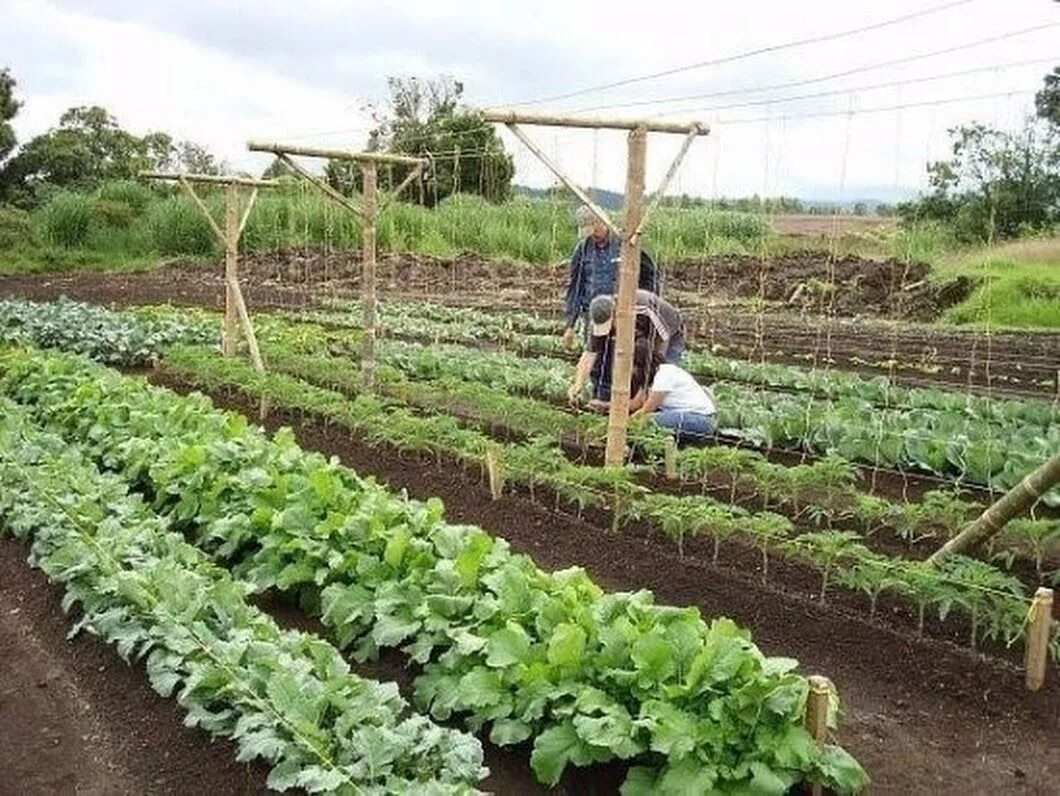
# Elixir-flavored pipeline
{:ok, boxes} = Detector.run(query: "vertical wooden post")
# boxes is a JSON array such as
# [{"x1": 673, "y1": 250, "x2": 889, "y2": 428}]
[
  {"x1": 664, "y1": 436, "x2": 678, "y2": 479},
  {"x1": 361, "y1": 162, "x2": 378, "y2": 391},
  {"x1": 805, "y1": 675, "x2": 831, "y2": 796},
  {"x1": 486, "y1": 448, "x2": 505, "y2": 500},
  {"x1": 604, "y1": 125, "x2": 647, "y2": 466},
  {"x1": 223, "y1": 182, "x2": 239, "y2": 357},
  {"x1": 1026, "y1": 587, "x2": 1054, "y2": 691}
]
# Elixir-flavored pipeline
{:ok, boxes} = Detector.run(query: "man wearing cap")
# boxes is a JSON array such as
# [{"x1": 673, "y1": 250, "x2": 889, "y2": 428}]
[
  {"x1": 561, "y1": 204, "x2": 659, "y2": 351},
  {"x1": 567, "y1": 288, "x2": 686, "y2": 406}
]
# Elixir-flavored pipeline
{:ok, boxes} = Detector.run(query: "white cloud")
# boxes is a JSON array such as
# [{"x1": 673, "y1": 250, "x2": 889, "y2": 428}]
[{"x1": 2, "y1": 0, "x2": 1057, "y2": 197}]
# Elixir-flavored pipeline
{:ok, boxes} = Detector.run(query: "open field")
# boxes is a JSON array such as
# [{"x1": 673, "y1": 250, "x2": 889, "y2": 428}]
[
  {"x1": 771, "y1": 214, "x2": 898, "y2": 237},
  {"x1": 0, "y1": 271, "x2": 1058, "y2": 793}
]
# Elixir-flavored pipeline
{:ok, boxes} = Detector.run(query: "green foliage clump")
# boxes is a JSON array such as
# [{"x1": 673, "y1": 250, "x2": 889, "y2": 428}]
[
  {"x1": 40, "y1": 191, "x2": 94, "y2": 247},
  {"x1": 98, "y1": 179, "x2": 155, "y2": 214},
  {"x1": 147, "y1": 196, "x2": 216, "y2": 256},
  {"x1": 0, "y1": 206, "x2": 32, "y2": 249}
]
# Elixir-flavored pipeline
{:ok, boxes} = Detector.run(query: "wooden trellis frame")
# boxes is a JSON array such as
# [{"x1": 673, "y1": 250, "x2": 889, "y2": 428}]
[
  {"x1": 140, "y1": 171, "x2": 277, "y2": 372},
  {"x1": 246, "y1": 141, "x2": 427, "y2": 390},
  {"x1": 481, "y1": 110, "x2": 709, "y2": 466}
]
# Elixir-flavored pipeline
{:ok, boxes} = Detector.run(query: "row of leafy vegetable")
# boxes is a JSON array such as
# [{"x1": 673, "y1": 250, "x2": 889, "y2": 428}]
[
  {"x1": 0, "y1": 397, "x2": 486, "y2": 794},
  {"x1": 139, "y1": 344, "x2": 1058, "y2": 666},
  {"x1": 1, "y1": 297, "x2": 1052, "y2": 501},
  {"x1": 351, "y1": 333, "x2": 1057, "y2": 504},
  {"x1": 257, "y1": 338, "x2": 1060, "y2": 585},
  {"x1": 307, "y1": 298, "x2": 1057, "y2": 427},
  {"x1": 0, "y1": 297, "x2": 216, "y2": 365},
  {"x1": 0, "y1": 346, "x2": 870, "y2": 795}
]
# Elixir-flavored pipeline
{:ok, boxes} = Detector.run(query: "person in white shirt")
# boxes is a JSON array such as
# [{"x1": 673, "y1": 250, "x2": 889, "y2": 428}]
[{"x1": 630, "y1": 338, "x2": 716, "y2": 444}]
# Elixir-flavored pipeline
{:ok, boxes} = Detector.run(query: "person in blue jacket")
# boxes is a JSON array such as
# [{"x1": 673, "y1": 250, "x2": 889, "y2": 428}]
[{"x1": 561, "y1": 204, "x2": 659, "y2": 401}]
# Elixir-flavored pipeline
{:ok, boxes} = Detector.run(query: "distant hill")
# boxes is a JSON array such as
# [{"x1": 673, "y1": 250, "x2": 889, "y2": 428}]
[
  {"x1": 513, "y1": 185, "x2": 894, "y2": 214},
  {"x1": 514, "y1": 184, "x2": 624, "y2": 210}
]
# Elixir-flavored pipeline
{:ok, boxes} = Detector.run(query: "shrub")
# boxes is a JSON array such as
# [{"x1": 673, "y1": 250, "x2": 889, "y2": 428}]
[
  {"x1": 92, "y1": 199, "x2": 137, "y2": 229},
  {"x1": 40, "y1": 192, "x2": 94, "y2": 247},
  {"x1": 97, "y1": 180, "x2": 155, "y2": 214},
  {"x1": 147, "y1": 197, "x2": 216, "y2": 257},
  {"x1": 0, "y1": 206, "x2": 34, "y2": 250}
]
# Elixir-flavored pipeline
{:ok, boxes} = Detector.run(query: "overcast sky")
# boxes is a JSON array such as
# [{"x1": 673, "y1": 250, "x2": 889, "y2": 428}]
[{"x1": 2, "y1": 0, "x2": 1057, "y2": 201}]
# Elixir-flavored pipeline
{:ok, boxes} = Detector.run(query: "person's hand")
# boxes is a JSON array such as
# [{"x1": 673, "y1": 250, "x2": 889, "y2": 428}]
[
  {"x1": 561, "y1": 327, "x2": 576, "y2": 350},
  {"x1": 567, "y1": 383, "x2": 582, "y2": 406},
  {"x1": 586, "y1": 399, "x2": 610, "y2": 414}
]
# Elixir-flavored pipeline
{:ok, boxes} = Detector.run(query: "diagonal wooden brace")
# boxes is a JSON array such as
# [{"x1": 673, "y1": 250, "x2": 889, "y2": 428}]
[{"x1": 504, "y1": 123, "x2": 620, "y2": 237}]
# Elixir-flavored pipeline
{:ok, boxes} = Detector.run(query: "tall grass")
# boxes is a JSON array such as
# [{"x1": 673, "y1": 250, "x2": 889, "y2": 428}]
[
  {"x1": 935, "y1": 238, "x2": 1060, "y2": 329},
  {"x1": 3, "y1": 183, "x2": 774, "y2": 271}
]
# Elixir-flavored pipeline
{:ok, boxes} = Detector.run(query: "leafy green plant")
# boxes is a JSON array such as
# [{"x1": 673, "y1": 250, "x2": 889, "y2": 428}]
[
  {"x1": 0, "y1": 399, "x2": 487, "y2": 794},
  {"x1": 0, "y1": 346, "x2": 869, "y2": 795}
]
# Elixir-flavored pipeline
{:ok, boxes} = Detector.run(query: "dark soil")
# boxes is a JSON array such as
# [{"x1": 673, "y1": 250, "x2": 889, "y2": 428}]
[
  {"x1": 2, "y1": 249, "x2": 1052, "y2": 399},
  {"x1": 0, "y1": 536, "x2": 269, "y2": 795},
  {"x1": 149, "y1": 370, "x2": 1060, "y2": 796}
]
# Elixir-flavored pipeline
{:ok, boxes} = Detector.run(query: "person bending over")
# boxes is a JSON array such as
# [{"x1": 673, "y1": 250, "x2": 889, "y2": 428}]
[
  {"x1": 567, "y1": 289, "x2": 685, "y2": 407},
  {"x1": 629, "y1": 338, "x2": 716, "y2": 445}
]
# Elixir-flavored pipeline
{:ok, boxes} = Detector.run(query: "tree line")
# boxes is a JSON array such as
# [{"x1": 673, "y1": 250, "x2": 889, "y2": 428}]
[{"x1": 1, "y1": 66, "x2": 1058, "y2": 244}]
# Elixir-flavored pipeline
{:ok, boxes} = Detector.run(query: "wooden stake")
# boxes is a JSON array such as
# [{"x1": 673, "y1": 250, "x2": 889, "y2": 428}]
[
  {"x1": 1026, "y1": 587, "x2": 1054, "y2": 691},
  {"x1": 805, "y1": 675, "x2": 832, "y2": 796},
  {"x1": 604, "y1": 125, "x2": 647, "y2": 467},
  {"x1": 486, "y1": 449, "x2": 505, "y2": 500},
  {"x1": 361, "y1": 161, "x2": 378, "y2": 392},
  {"x1": 223, "y1": 182, "x2": 239, "y2": 357},
  {"x1": 664, "y1": 436, "x2": 678, "y2": 479}
]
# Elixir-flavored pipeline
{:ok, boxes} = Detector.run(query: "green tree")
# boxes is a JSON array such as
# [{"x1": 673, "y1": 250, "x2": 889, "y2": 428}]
[
  {"x1": 2, "y1": 105, "x2": 219, "y2": 204},
  {"x1": 1035, "y1": 65, "x2": 1060, "y2": 129},
  {"x1": 0, "y1": 68, "x2": 22, "y2": 200},
  {"x1": 0, "y1": 68, "x2": 19, "y2": 165},
  {"x1": 326, "y1": 76, "x2": 514, "y2": 205},
  {"x1": 899, "y1": 120, "x2": 1060, "y2": 242}
]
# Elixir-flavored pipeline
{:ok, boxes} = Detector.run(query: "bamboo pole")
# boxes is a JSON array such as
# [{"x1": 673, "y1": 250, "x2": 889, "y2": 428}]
[
  {"x1": 486, "y1": 448, "x2": 505, "y2": 500},
  {"x1": 176, "y1": 176, "x2": 225, "y2": 244},
  {"x1": 928, "y1": 452, "x2": 1060, "y2": 565},
  {"x1": 223, "y1": 182, "x2": 239, "y2": 357},
  {"x1": 483, "y1": 109, "x2": 709, "y2": 135},
  {"x1": 237, "y1": 187, "x2": 259, "y2": 239},
  {"x1": 604, "y1": 125, "x2": 647, "y2": 467},
  {"x1": 378, "y1": 161, "x2": 424, "y2": 213},
  {"x1": 141, "y1": 171, "x2": 279, "y2": 188},
  {"x1": 248, "y1": 140, "x2": 426, "y2": 166},
  {"x1": 1026, "y1": 587, "x2": 1054, "y2": 691},
  {"x1": 632, "y1": 126, "x2": 704, "y2": 243},
  {"x1": 277, "y1": 154, "x2": 366, "y2": 221},
  {"x1": 664, "y1": 437, "x2": 678, "y2": 479},
  {"x1": 226, "y1": 277, "x2": 265, "y2": 373},
  {"x1": 804, "y1": 675, "x2": 832, "y2": 796},
  {"x1": 504, "y1": 123, "x2": 619, "y2": 237},
  {"x1": 361, "y1": 161, "x2": 378, "y2": 391}
]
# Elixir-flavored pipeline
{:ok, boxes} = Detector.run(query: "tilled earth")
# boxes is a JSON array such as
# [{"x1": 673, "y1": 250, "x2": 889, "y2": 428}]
[{"x1": 0, "y1": 250, "x2": 1055, "y2": 399}]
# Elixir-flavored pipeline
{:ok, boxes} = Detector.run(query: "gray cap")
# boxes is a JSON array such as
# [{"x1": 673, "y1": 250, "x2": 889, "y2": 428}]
[
  {"x1": 574, "y1": 204, "x2": 599, "y2": 228},
  {"x1": 588, "y1": 294, "x2": 615, "y2": 336}
]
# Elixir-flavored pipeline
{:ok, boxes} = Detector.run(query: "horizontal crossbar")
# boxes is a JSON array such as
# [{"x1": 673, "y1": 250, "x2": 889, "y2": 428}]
[
  {"x1": 139, "y1": 171, "x2": 279, "y2": 187},
  {"x1": 247, "y1": 141, "x2": 428, "y2": 166},
  {"x1": 481, "y1": 109, "x2": 709, "y2": 135}
]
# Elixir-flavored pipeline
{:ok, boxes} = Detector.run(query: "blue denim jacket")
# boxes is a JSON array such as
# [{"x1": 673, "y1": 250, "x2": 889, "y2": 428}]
[{"x1": 564, "y1": 234, "x2": 659, "y2": 327}]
